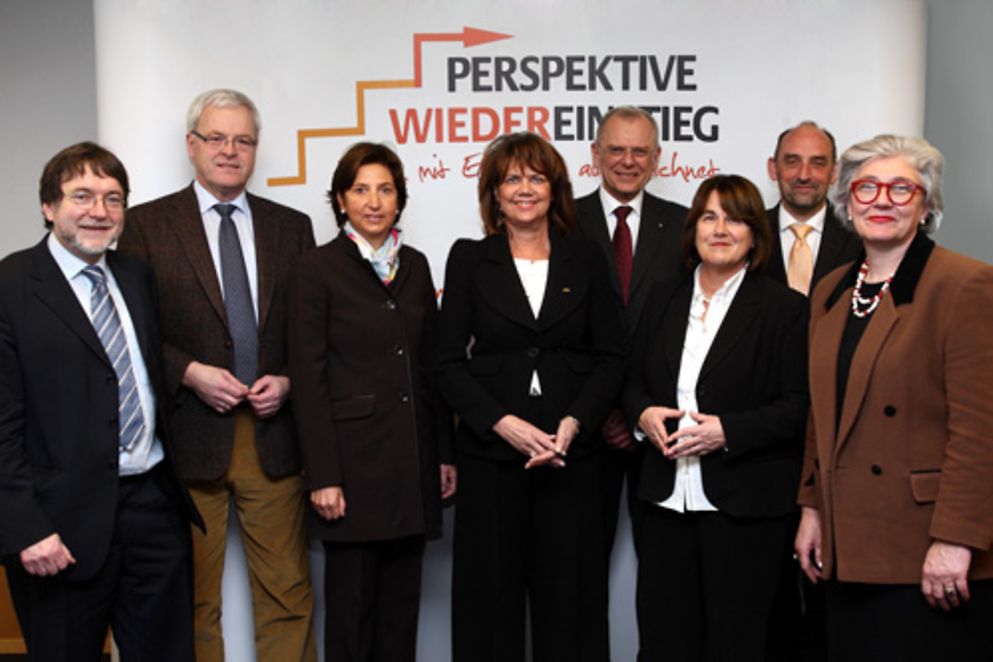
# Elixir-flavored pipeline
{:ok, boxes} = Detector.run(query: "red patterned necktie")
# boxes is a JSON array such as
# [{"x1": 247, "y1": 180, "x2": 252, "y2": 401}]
[{"x1": 612, "y1": 205, "x2": 634, "y2": 305}]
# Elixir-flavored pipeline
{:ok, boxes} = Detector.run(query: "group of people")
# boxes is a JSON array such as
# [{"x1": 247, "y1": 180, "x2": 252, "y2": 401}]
[{"x1": 0, "y1": 87, "x2": 991, "y2": 662}]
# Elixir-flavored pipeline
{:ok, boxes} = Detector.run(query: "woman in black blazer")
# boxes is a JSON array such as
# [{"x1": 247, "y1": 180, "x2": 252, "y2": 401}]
[
  {"x1": 287, "y1": 143, "x2": 455, "y2": 662},
  {"x1": 623, "y1": 175, "x2": 808, "y2": 662},
  {"x1": 436, "y1": 132, "x2": 625, "y2": 662}
]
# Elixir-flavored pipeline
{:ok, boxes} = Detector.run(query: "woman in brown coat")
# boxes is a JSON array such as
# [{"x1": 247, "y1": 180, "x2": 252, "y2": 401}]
[
  {"x1": 288, "y1": 142, "x2": 455, "y2": 662},
  {"x1": 795, "y1": 135, "x2": 993, "y2": 660}
]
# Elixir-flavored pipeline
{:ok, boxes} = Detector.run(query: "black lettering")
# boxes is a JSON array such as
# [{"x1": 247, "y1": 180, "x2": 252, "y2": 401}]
[
  {"x1": 519, "y1": 56, "x2": 541, "y2": 92},
  {"x1": 694, "y1": 106, "x2": 719, "y2": 142},
  {"x1": 494, "y1": 57, "x2": 518, "y2": 92},
  {"x1": 677, "y1": 55, "x2": 697, "y2": 90},
  {"x1": 565, "y1": 56, "x2": 584, "y2": 91},
  {"x1": 471, "y1": 57, "x2": 492, "y2": 92},
  {"x1": 447, "y1": 57, "x2": 470, "y2": 92},
  {"x1": 541, "y1": 57, "x2": 565, "y2": 91},
  {"x1": 590, "y1": 56, "x2": 612, "y2": 91}
]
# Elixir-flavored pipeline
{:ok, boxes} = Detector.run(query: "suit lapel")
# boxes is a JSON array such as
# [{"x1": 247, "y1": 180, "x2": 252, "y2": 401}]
[
  {"x1": 249, "y1": 194, "x2": 279, "y2": 334},
  {"x1": 809, "y1": 285, "x2": 849, "y2": 451},
  {"x1": 698, "y1": 273, "x2": 761, "y2": 381},
  {"x1": 766, "y1": 207, "x2": 788, "y2": 285},
  {"x1": 629, "y1": 195, "x2": 669, "y2": 297},
  {"x1": 537, "y1": 232, "x2": 580, "y2": 330},
  {"x1": 835, "y1": 297, "x2": 899, "y2": 452},
  {"x1": 29, "y1": 240, "x2": 111, "y2": 368},
  {"x1": 479, "y1": 235, "x2": 536, "y2": 330},
  {"x1": 170, "y1": 186, "x2": 227, "y2": 325},
  {"x1": 663, "y1": 275, "x2": 693, "y2": 379},
  {"x1": 813, "y1": 208, "x2": 857, "y2": 285},
  {"x1": 107, "y1": 253, "x2": 151, "y2": 365},
  {"x1": 577, "y1": 194, "x2": 622, "y2": 299}
]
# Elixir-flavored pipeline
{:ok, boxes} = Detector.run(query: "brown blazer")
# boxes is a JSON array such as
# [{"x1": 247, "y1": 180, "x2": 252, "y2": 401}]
[
  {"x1": 287, "y1": 236, "x2": 452, "y2": 542},
  {"x1": 798, "y1": 232, "x2": 993, "y2": 584},
  {"x1": 117, "y1": 185, "x2": 316, "y2": 481}
]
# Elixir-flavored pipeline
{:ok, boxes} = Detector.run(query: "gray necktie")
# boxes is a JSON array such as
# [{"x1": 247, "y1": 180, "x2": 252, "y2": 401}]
[
  {"x1": 81, "y1": 265, "x2": 146, "y2": 452},
  {"x1": 215, "y1": 203, "x2": 258, "y2": 385}
]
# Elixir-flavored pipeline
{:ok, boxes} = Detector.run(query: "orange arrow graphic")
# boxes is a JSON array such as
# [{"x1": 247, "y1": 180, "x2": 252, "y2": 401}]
[{"x1": 268, "y1": 26, "x2": 513, "y2": 187}]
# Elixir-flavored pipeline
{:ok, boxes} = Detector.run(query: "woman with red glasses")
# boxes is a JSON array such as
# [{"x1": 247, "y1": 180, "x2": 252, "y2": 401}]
[{"x1": 795, "y1": 134, "x2": 993, "y2": 660}]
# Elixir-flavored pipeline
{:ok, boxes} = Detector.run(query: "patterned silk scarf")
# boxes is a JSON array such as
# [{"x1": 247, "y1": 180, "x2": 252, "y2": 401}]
[{"x1": 343, "y1": 222, "x2": 402, "y2": 284}]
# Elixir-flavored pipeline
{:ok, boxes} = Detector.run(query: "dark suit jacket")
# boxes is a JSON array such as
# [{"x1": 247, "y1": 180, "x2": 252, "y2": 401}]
[
  {"x1": 118, "y1": 185, "x2": 316, "y2": 481},
  {"x1": 288, "y1": 236, "x2": 452, "y2": 542},
  {"x1": 622, "y1": 272, "x2": 809, "y2": 518},
  {"x1": 0, "y1": 239, "x2": 201, "y2": 581},
  {"x1": 574, "y1": 190, "x2": 687, "y2": 334},
  {"x1": 436, "y1": 231, "x2": 626, "y2": 463},
  {"x1": 798, "y1": 233, "x2": 993, "y2": 583},
  {"x1": 765, "y1": 203, "x2": 862, "y2": 295}
]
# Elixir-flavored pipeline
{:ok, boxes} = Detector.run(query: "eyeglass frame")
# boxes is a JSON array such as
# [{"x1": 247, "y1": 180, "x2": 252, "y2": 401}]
[
  {"x1": 65, "y1": 190, "x2": 126, "y2": 211},
  {"x1": 189, "y1": 129, "x2": 258, "y2": 152},
  {"x1": 849, "y1": 178, "x2": 926, "y2": 207}
]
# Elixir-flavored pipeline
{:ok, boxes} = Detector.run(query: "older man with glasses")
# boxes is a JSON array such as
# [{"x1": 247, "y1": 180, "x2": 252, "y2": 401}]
[{"x1": 117, "y1": 89, "x2": 317, "y2": 662}]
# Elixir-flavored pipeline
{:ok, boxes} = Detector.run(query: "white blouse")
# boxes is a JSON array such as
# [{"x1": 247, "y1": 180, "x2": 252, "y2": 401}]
[
  {"x1": 657, "y1": 264, "x2": 747, "y2": 513},
  {"x1": 514, "y1": 258, "x2": 549, "y2": 396}
]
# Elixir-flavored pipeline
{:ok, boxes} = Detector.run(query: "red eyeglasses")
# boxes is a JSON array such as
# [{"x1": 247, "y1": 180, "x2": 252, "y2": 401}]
[{"x1": 850, "y1": 179, "x2": 925, "y2": 206}]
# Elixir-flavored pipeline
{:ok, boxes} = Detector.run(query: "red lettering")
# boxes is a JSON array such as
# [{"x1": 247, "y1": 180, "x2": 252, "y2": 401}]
[
  {"x1": 527, "y1": 107, "x2": 550, "y2": 139},
  {"x1": 447, "y1": 107, "x2": 469, "y2": 143},
  {"x1": 388, "y1": 108, "x2": 432, "y2": 144}
]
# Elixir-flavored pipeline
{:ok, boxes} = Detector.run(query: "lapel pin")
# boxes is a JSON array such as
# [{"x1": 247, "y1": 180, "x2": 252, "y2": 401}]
[{"x1": 562, "y1": 287, "x2": 571, "y2": 293}]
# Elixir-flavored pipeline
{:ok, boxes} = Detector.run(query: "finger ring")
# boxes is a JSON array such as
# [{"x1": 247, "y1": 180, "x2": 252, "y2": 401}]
[{"x1": 945, "y1": 586, "x2": 957, "y2": 595}]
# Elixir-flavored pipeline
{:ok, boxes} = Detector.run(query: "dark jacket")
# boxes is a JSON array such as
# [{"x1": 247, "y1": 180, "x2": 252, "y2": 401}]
[
  {"x1": 288, "y1": 236, "x2": 452, "y2": 542},
  {"x1": 623, "y1": 271, "x2": 809, "y2": 518},
  {"x1": 118, "y1": 185, "x2": 316, "y2": 480},
  {"x1": 436, "y1": 231, "x2": 626, "y2": 462}
]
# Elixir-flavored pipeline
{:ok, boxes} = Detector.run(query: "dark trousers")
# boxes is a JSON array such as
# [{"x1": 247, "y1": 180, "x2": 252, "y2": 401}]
[
  {"x1": 452, "y1": 451, "x2": 609, "y2": 662},
  {"x1": 637, "y1": 506, "x2": 793, "y2": 662},
  {"x1": 602, "y1": 444, "x2": 646, "y2": 557},
  {"x1": 765, "y1": 511, "x2": 827, "y2": 662},
  {"x1": 5, "y1": 466, "x2": 194, "y2": 662},
  {"x1": 824, "y1": 578, "x2": 993, "y2": 662},
  {"x1": 323, "y1": 535, "x2": 425, "y2": 662}
]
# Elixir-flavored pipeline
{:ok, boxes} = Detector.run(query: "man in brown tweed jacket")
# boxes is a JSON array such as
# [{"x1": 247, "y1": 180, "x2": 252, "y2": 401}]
[{"x1": 117, "y1": 89, "x2": 316, "y2": 662}]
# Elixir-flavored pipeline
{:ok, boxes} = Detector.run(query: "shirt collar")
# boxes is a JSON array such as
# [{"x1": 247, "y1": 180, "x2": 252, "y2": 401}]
[
  {"x1": 692, "y1": 262, "x2": 748, "y2": 305},
  {"x1": 193, "y1": 179, "x2": 249, "y2": 216},
  {"x1": 599, "y1": 186, "x2": 644, "y2": 219},
  {"x1": 778, "y1": 203, "x2": 827, "y2": 234},
  {"x1": 47, "y1": 232, "x2": 109, "y2": 282}
]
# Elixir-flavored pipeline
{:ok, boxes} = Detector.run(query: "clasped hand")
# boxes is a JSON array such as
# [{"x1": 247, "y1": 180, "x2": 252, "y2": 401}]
[{"x1": 494, "y1": 414, "x2": 579, "y2": 469}]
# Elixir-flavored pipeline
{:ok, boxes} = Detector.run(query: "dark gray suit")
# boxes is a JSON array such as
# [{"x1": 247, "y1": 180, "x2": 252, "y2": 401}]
[{"x1": 573, "y1": 189, "x2": 687, "y2": 554}]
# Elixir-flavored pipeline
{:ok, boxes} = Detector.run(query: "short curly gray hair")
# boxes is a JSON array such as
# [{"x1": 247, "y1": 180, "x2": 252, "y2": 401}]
[
  {"x1": 186, "y1": 88, "x2": 261, "y2": 136},
  {"x1": 828, "y1": 134, "x2": 944, "y2": 234}
]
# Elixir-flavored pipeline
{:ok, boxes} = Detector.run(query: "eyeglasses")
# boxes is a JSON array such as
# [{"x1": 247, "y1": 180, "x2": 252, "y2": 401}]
[
  {"x1": 850, "y1": 179, "x2": 925, "y2": 206},
  {"x1": 67, "y1": 190, "x2": 125, "y2": 211},
  {"x1": 600, "y1": 145, "x2": 654, "y2": 161},
  {"x1": 190, "y1": 130, "x2": 258, "y2": 152}
]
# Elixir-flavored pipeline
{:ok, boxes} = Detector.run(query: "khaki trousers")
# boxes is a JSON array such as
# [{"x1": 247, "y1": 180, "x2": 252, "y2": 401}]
[{"x1": 188, "y1": 410, "x2": 315, "y2": 662}]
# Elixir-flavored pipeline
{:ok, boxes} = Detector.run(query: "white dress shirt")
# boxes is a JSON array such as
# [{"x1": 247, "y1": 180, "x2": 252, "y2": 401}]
[
  {"x1": 778, "y1": 204, "x2": 827, "y2": 273},
  {"x1": 599, "y1": 187, "x2": 645, "y2": 252},
  {"x1": 193, "y1": 180, "x2": 259, "y2": 318},
  {"x1": 656, "y1": 264, "x2": 747, "y2": 513},
  {"x1": 49, "y1": 234, "x2": 164, "y2": 475}
]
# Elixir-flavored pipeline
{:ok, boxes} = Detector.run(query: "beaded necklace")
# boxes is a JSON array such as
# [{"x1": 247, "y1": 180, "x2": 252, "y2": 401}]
[{"x1": 851, "y1": 260, "x2": 894, "y2": 318}]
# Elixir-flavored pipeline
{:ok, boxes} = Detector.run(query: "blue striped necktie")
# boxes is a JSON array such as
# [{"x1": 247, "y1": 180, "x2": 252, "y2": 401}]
[{"x1": 81, "y1": 265, "x2": 145, "y2": 452}]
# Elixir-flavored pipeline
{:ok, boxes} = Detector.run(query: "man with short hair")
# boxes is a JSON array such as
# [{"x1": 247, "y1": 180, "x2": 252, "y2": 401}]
[
  {"x1": 574, "y1": 106, "x2": 688, "y2": 558},
  {"x1": 766, "y1": 121, "x2": 861, "y2": 296},
  {"x1": 118, "y1": 89, "x2": 316, "y2": 661},
  {"x1": 764, "y1": 121, "x2": 861, "y2": 662},
  {"x1": 0, "y1": 142, "x2": 202, "y2": 661}
]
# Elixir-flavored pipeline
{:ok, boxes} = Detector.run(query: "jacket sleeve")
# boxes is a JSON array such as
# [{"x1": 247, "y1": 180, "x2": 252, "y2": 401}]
[
  {"x1": 117, "y1": 211, "x2": 196, "y2": 397},
  {"x1": 286, "y1": 254, "x2": 343, "y2": 489},
  {"x1": 419, "y1": 256, "x2": 455, "y2": 464},
  {"x1": 564, "y1": 243, "x2": 626, "y2": 430},
  {"x1": 0, "y1": 293, "x2": 57, "y2": 554},
  {"x1": 720, "y1": 292, "x2": 810, "y2": 462},
  {"x1": 930, "y1": 265, "x2": 993, "y2": 550},
  {"x1": 435, "y1": 240, "x2": 510, "y2": 440}
]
